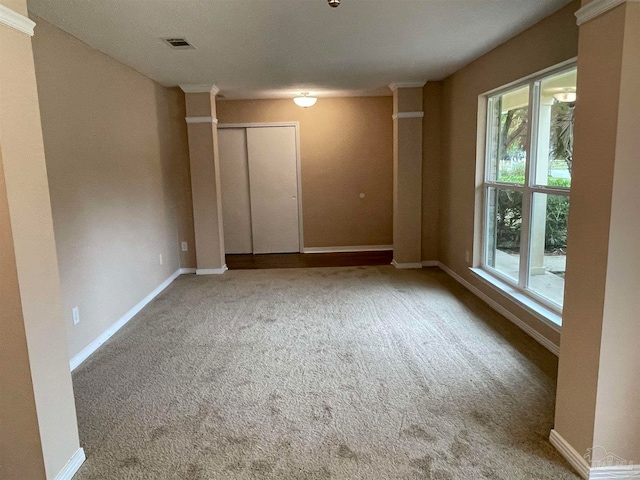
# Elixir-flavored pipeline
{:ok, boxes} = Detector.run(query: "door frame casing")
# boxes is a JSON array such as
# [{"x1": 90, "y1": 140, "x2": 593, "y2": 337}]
[{"x1": 218, "y1": 122, "x2": 304, "y2": 253}]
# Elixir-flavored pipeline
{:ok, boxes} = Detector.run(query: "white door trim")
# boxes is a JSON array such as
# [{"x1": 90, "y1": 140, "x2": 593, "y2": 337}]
[{"x1": 218, "y1": 122, "x2": 304, "y2": 253}]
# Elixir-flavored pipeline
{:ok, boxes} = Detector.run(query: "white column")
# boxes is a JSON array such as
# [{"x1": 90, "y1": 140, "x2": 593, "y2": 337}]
[{"x1": 530, "y1": 96, "x2": 553, "y2": 275}]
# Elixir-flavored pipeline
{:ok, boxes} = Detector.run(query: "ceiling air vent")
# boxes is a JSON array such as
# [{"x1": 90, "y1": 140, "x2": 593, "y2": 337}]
[{"x1": 162, "y1": 38, "x2": 195, "y2": 50}]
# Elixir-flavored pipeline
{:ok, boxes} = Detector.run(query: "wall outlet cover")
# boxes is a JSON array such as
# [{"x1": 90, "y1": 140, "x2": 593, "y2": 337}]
[{"x1": 72, "y1": 307, "x2": 80, "y2": 325}]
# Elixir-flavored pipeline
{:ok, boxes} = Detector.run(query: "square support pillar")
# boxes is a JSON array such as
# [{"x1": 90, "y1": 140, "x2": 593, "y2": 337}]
[
  {"x1": 181, "y1": 85, "x2": 227, "y2": 275},
  {"x1": 552, "y1": 1, "x2": 640, "y2": 476},
  {"x1": 1, "y1": 3, "x2": 84, "y2": 478},
  {"x1": 390, "y1": 82, "x2": 425, "y2": 268}
]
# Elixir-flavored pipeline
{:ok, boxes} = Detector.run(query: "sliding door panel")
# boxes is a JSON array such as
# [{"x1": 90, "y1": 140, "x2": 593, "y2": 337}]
[
  {"x1": 218, "y1": 128, "x2": 253, "y2": 254},
  {"x1": 246, "y1": 127, "x2": 300, "y2": 254}
]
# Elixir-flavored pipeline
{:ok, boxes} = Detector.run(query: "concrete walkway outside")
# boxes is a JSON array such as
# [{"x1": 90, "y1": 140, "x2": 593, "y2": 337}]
[{"x1": 494, "y1": 250, "x2": 565, "y2": 306}]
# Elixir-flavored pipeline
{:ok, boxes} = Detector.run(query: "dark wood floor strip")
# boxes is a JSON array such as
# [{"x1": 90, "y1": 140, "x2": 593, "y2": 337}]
[{"x1": 226, "y1": 251, "x2": 393, "y2": 269}]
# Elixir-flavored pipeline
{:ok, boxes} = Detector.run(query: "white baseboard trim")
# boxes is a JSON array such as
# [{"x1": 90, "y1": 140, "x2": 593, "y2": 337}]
[
  {"x1": 421, "y1": 260, "x2": 438, "y2": 267},
  {"x1": 180, "y1": 267, "x2": 196, "y2": 274},
  {"x1": 392, "y1": 260, "x2": 423, "y2": 269},
  {"x1": 550, "y1": 429, "x2": 640, "y2": 479},
  {"x1": 550, "y1": 429, "x2": 590, "y2": 479},
  {"x1": 69, "y1": 269, "x2": 183, "y2": 371},
  {"x1": 589, "y1": 466, "x2": 640, "y2": 479},
  {"x1": 436, "y1": 262, "x2": 560, "y2": 356},
  {"x1": 196, "y1": 265, "x2": 228, "y2": 275},
  {"x1": 54, "y1": 447, "x2": 85, "y2": 480},
  {"x1": 303, "y1": 245, "x2": 393, "y2": 254}
]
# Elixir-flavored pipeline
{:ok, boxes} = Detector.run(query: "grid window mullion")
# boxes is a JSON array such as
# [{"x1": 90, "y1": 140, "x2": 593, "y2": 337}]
[
  {"x1": 480, "y1": 62, "x2": 576, "y2": 318},
  {"x1": 518, "y1": 81, "x2": 538, "y2": 289}
]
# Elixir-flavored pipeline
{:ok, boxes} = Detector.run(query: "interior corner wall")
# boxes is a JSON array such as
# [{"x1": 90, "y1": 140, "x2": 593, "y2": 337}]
[
  {"x1": 421, "y1": 82, "x2": 442, "y2": 262},
  {"x1": 216, "y1": 97, "x2": 393, "y2": 248},
  {"x1": 437, "y1": 0, "x2": 580, "y2": 348},
  {"x1": 31, "y1": 16, "x2": 195, "y2": 361}
]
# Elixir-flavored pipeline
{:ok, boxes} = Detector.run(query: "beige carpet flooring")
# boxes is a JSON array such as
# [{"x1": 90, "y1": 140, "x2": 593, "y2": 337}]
[{"x1": 72, "y1": 266, "x2": 579, "y2": 479}]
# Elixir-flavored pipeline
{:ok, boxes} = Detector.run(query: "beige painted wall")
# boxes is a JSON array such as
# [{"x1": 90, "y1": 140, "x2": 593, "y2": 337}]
[
  {"x1": 422, "y1": 82, "x2": 442, "y2": 262},
  {"x1": 594, "y1": 4, "x2": 640, "y2": 459},
  {"x1": 553, "y1": 3, "x2": 625, "y2": 458},
  {"x1": 555, "y1": 1, "x2": 640, "y2": 462},
  {"x1": 594, "y1": 3, "x2": 640, "y2": 459},
  {"x1": 1, "y1": 2, "x2": 81, "y2": 477},
  {"x1": 31, "y1": 17, "x2": 195, "y2": 360},
  {"x1": 0, "y1": 148, "x2": 46, "y2": 480},
  {"x1": 2, "y1": 0, "x2": 25, "y2": 14},
  {"x1": 217, "y1": 97, "x2": 393, "y2": 248},
  {"x1": 436, "y1": 1, "x2": 580, "y2": 348}
]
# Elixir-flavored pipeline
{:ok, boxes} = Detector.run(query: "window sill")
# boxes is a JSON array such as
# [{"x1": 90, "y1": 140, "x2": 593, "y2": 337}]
[{"x1": 469, "y1": 267, "x2": 562, "y2": 332}]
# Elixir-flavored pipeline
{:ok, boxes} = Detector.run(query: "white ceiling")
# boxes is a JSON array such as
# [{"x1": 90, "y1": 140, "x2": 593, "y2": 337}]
[{"x1": 28, "y1": 0, "x2": 574, "y2": 99}]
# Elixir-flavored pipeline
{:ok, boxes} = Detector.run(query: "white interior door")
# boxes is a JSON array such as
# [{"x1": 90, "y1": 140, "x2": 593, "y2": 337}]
[
  {"x1": 218, "y1": 128, "x2": 253, "y2": 254},
  {"x1": 246, "y1": 126, "x2": 300, "y2": 254}
]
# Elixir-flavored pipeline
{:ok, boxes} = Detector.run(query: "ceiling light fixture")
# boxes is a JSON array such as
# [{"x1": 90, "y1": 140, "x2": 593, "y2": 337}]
[
  {"x1": 293, "y1": 93, "x2": 318, "y2": 108},
  {"x1": 554, "y1": 89, "x2": 577, "y2": 103},
  {"x1": 328, "y1": 0, "x2": 340, "y2": 7}
]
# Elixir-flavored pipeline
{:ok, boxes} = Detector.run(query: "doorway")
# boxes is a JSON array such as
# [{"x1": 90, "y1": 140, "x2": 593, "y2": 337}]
[{"x1": 218, "y1": 123, "x2": 303, "y2": 254}]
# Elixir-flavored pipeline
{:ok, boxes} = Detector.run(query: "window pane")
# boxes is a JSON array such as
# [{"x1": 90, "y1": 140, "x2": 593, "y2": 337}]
[
  {"x1": 487, "y1": 86, "x2": 530, "y2": 184},
  {"x1": 533, "y1": 69, "x2": 577, "y2": 188},
  {"x1": 485, "y1": 187, "x2": 522, "y2": 282},
  {"x1": 527, "y1": 193, "x2": 570, "y2": 307}
]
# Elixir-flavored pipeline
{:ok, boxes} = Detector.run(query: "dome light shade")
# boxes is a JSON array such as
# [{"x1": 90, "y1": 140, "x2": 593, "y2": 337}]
[
  {"x1": 554, "y1": 91, "x2": 577, "y2": 103},
  {"x1": 293, "y1": 93, "x2": 318, "y2": 108}
]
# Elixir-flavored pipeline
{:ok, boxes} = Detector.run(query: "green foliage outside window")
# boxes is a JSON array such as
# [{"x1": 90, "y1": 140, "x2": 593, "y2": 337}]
[
  {"x1": 496, "y1": 172, "x2": 570, "y2": 252},
  {"x1": 496, "y1": 190, "x2": 523, "y2": 251},
  {"x1": 495, "y1": 100, "x2": 573, "y2": 253}
]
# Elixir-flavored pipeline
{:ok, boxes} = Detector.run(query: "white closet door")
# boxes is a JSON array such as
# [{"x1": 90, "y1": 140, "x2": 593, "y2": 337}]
[
  {"x1": 218, "y1": 128, "x2": 253, "y2": 254},
  {"x1": 246, "y1": 127, "x2": 300, "y2": 254}
]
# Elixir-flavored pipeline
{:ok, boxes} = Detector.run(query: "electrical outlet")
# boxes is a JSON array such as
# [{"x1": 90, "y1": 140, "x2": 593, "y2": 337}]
[
  {"x1": 181, "y1": 242, "x2": 188, "y2": 252},
  {"x1": 465, "y1": 250, "x2": 471, "y2": 263},
  {"x1": 72, "y1": 307, "x2": 80, "y2": 325},
  {"x1": 159, "y1": 254, "x2": 163, "y2": 265}
]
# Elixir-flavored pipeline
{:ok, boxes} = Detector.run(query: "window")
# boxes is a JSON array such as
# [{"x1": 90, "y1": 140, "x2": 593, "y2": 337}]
[{"x1": 481, "y1": 66, "x2": 576, "y2": 317}]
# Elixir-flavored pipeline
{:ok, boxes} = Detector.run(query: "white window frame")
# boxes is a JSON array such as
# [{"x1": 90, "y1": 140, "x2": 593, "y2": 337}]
[{"x1": 479, "y1": 62, "x2": 576, "y2": 319}]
